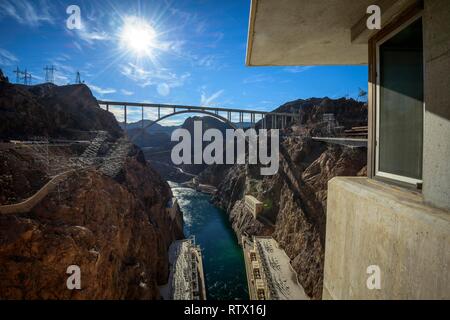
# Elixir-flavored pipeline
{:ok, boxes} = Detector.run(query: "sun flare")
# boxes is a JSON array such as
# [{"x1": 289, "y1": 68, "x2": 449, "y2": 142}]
[{"x1": 120, "y1": 17, "x2": 157, "y2": 57}]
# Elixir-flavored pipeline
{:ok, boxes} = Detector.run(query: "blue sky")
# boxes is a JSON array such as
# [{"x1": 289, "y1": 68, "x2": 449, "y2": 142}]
[{"x1": 0, "y1": 0, "x2": 368, "y2": 125}]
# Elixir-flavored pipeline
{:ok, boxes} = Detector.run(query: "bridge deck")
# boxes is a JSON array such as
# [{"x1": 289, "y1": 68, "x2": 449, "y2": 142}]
[{"x1": 97, "y1": 100, "x2": 297, "y2": 118}]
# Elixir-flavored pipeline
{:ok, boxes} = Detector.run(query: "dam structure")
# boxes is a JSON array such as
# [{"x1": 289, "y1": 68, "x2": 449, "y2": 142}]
[
  {"x1": 160, "y1": 237, "x2": 207, "y2": 300},
  {"x1": 242, "y1": 236, "x2": 308, "y2": 300}
]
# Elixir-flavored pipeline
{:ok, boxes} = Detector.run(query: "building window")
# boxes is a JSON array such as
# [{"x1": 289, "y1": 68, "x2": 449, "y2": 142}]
[{"x1": 375, "y1": 16, "x2": 424, "y2": 186}]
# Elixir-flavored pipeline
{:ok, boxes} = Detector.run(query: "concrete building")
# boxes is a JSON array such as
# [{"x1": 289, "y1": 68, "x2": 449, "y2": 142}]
[
  {"x1": 242, "y1": 236, "x2": 309, "y2": 300},
  {"x1": 246, "y1": 0, "x2": 450, "y2": 299},
  {"x1": 244, "y1": 195, "x2": 264, "y2": 219}
]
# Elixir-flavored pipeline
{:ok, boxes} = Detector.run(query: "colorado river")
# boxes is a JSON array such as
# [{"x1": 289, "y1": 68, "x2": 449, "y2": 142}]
[{"x1": 169, "y1": 182, "x2": 249, "y2": 300}]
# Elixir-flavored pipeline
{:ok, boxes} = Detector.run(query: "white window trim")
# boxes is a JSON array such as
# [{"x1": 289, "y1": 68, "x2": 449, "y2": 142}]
[{"x1": 375, "y1": 13, "x2": 424, "y2": 187}]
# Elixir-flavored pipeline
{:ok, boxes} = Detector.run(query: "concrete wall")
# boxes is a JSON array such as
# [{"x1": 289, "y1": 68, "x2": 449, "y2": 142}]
[
  {"x1": 323, "y1": 177, "x2": 450, "y2": 300},
  {"x1": 423, "y1": 0, "x2": 450, "y2": 210}
]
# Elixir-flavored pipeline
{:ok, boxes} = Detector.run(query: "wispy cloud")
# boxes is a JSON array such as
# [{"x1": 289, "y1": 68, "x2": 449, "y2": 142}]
[
  {"x1": 283, "y1": 66, "x2": 315, "y2": 73},
  {"x1": 63, "y1": 11, "x2": 110, "y2": 45},
  {"x1": 121, "y1": 89, "x2": 134, "y2": 96},
  {"x1": 173, "y1": 49, "x2": 226, "y2": 70},
  {"x1": 200, "y1": 89, "x2": 224, "y2": 106},
  {"x1": 0, "y1": 48, "x2": 18, "y2": 66},
  {"x1": 120, "y1": 63, "x2": 190, "y2": 96},
  {"x1": 196, "y1": 54, "x2": 226, "y2": 70},
  {"x1": 243, "y1": 74, "x2": 274, "y2": 84},
  {"x1": 204, "y1": 32, "x2": 224, "y2": 48},
  {"x1": 88, "y1": 83, "x2": 116, "y2": 95},
  {"x1": 0, "y1": 0, "x2": 54, "y2": 27},
  {"x1": 169, "y1": 8, "x2": 199, "y2": 29},
  {"x1": 54, "y1": 73, "x2": 69, "y2": 85},
  {"x1": 72, "y1": 41, "x2": 83, "y2": 52},
  {"x1": 157, "y1": 83, "x2": 170, "y2": 96},
  {"x1": 76, "y1": 25, "x2": 111, "y2": 44}
]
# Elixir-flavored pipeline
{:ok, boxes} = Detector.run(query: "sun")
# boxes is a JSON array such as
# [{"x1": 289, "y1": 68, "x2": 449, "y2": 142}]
[{"x1": 120, "y1": 17, "x2": 157, "y2": 57}]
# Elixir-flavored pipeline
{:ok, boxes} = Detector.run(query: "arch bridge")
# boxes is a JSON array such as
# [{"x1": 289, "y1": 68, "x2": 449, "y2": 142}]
[{"x1": 97, "y1": 100, "x2": 299, "y2": 131}]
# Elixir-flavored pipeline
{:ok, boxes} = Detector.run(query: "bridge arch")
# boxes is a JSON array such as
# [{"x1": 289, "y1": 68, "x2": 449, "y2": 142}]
[{"x1": 141, "y1": 109, "x2": 239, "y2": 132}]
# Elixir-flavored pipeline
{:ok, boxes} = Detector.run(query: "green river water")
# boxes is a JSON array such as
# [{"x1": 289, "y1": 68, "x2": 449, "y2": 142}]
[{"x1": 169, "y1": 182, "x2": 249, "y2": 300}]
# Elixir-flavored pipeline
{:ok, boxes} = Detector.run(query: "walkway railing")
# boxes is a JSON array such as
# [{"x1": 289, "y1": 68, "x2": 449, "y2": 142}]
[{"x1": 0, "y1": 170, "x2": 74, "y2": 215}]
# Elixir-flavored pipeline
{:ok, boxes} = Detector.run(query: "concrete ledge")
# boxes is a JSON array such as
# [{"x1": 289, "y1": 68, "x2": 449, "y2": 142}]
[
  {"x1": 323, "y1": 177, "x2": 450, "y2": 299},
  {"x1": 312, "y1": 137, "x2": 368, "y2": 148}
]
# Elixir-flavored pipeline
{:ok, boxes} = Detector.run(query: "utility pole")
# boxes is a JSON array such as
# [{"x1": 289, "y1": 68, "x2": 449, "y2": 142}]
[{"x1": 44, "y1": 65, "x2": 56, "y2": 83}]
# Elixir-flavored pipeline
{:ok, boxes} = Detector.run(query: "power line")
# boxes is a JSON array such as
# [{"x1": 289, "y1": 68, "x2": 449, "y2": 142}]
[{"x1": 44, "y1": 65, "x2": 57, "y2": 83}]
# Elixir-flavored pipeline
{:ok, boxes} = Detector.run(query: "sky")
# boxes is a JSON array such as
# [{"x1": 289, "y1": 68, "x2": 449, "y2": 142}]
[{"x1": 0, "y1": 0, "x2": 368, "y2": 125}]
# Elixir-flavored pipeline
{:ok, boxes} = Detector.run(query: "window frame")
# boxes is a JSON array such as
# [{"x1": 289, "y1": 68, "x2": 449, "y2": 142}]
[{"x1": 374, "y1": 13, "x2": 425, "y2": 188}]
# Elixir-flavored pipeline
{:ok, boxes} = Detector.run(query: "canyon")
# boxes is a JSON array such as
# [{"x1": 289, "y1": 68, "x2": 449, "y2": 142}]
[
  {"x1": 0, "y1": 67, "x2": 368, "y2": 300},
  {"x1": 122, "y1": 96, "x2": 368, "y2": 299},
  {"x1": 124, "y1": 96, "x2": 368, "y2": 300}
]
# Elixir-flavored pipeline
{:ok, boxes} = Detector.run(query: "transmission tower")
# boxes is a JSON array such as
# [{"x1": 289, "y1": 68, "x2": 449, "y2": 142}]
[
  {"x1": 21, "y1": 69, "x2": 32, "y2": 85},
  {"x1": 14, "y1": 66, "x2": 24, "y2": 83},
  {"x1": 75, "y1": 71, "x2": 82, "y2": 84},
  {"x1": 26, "y1": 72, "x2": 32, "y2": 85},
  {"x1": 44, "y1": 65, "x2": 57, "y2": 83}
]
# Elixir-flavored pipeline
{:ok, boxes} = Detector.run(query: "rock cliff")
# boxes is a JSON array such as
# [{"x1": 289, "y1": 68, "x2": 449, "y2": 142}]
[
  {"x1": 0, "y1": 80, "x2": 122, "y2": 140},
  {"x1": 0, "y1": 80, "x2": 184, "y2": 299}
]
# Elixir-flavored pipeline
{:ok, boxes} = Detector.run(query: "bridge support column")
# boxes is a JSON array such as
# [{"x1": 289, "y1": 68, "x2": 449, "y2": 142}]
[
  {"x1": 141, "y1": 106, "x2": 144, "y2": 128},
  {"x1": 158, "y1": 106, "x2": 161, "y2": 120},
  {"x1": 106, "y1": 104, "x2": 109, "y2": 112},
  {"x1": 227, "y1": 111, "x2": 231, "y2": 121}
]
